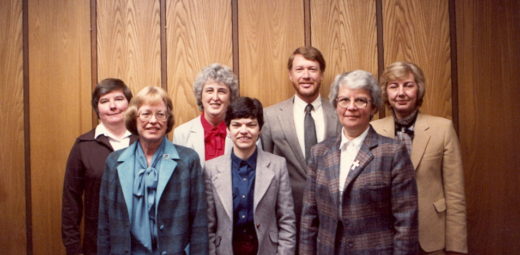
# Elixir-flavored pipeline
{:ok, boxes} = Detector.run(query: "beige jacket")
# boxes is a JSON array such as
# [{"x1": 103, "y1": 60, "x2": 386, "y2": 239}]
[{"x1": 371, "y1": 113, "x2": 467, "y2": 253}]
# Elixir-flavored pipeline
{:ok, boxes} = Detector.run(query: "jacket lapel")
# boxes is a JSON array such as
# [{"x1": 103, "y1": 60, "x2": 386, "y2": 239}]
[
  {"x1": 410, "y1": 114, "x2": 430, "y2": 169},
  {"x1": 190, "y1": 118, "x2": 206, "y2": 161},
  {"x1": 343, "y1": 128, "x2": 377, "y2": 191},
  {"x1": 278, "y1": 98, "x2": 306, "y2": 168},
  {"x1": 326, "y1": 137, "x2": 342, "y2": 209},
  {"x1": 213, "y1": 157, "x2": 234, "y2": 220},
  {"x1": 224, "y1": 135, "x2": 233, "y2": 155},
  {"x1": 253, "y1": 150, "x2": 275, "y2": 212},
  {"x1": 96, "y1": 135, "x2": 113, "y2": 150},
  {"x1": 116, "y1": 142, "x2": 138, "y2": 220},
  {"x1": 156, "y1": 139, "x2": 179, "y2": 205}
]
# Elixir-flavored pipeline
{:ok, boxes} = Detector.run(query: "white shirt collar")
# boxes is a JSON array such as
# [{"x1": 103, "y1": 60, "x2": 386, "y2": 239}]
[
  {"x1": 294, "y1": 94, "x2": 322, "y2": 112},
  {"x1": 94, "y1": 123, "x2": 132, "y2": 141},
  {"x1": 339, "y1": 126, "x2": 370, "y2": 150}
]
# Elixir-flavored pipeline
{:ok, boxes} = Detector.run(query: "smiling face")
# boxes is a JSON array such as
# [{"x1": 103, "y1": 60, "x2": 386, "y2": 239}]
[
  {"x1": 289, "y1": 54, "x2": 323, "y2": 103},
  {"x1": 136, "y1": 101, "x2": 168, "y2": 145},
  {"x1": 336, "y1": 86, "x2": 376, "y2": 139},
  {"x1": 386, "y1": 72, "x2": 419, "y2": 119},
  {"x1": 201, "y1": 80, "x2": 231, "y2": 122},
  {"x1": 228, "y1": 117, "x2": 260, "y2": 157},
  {"x1": 97, "y1": 89, "x2": 129, "y2": 126}
]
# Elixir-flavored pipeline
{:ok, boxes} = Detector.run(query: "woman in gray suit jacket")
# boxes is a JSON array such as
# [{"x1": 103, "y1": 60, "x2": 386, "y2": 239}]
[{"x1": 205, "y1": 97, "x2": 296, "y2": 255}]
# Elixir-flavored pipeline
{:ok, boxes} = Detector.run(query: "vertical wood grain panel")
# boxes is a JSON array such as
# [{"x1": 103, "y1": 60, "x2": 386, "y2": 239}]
[
  {"x1": 238, "y1": 0, "x2": 305, "y2": 107},
  {"x1": 97, "y1": 0, "x2": 162, "y2": 92},
  {"x1": 8, "y1": 1, "x2": 518, "y2": 253},
  {"x1": 29, "y1": 0, "x2": 92, "y2": 254},
  {"x1": 311, "y1": 0, "x2": 378, "y2": 99},
  {"x1": 383, "y1": 0, "x2": 452, "y2": 119},
  {"x1": 456, "y1": 0, "x2": 520, "y2": 253},
  {"x1": 0, "y1": 0, "x2": 26, "y2": 253},
  {"x1": 166, "y1": 0, "x2": 232, "y2": 127}
]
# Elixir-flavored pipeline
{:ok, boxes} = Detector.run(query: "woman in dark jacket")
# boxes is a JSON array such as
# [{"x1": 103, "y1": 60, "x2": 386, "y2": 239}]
[{"x1": 61, "y1": 78, "x2": 136, "y2": 255}]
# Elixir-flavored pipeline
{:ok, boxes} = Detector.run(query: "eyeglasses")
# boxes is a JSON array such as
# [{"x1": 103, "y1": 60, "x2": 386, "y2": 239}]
[
  {"x1": 137, "y1": 111, "x2": 168, "y2": 121},
  {"x1": 336, "y1": 97, "x2": 371, "y2": 108}
]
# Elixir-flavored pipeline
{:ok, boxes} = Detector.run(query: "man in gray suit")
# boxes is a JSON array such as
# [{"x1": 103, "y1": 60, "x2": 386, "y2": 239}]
[
  {"x1": 205, "y1": 97, "x2": 296, "y2": 255},
  {"x1": 261, "y1": 46, "x2": 340, "y2": 232}
]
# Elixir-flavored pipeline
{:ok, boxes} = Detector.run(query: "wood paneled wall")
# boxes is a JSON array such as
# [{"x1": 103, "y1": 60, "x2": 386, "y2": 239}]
[
  {"x1": 28, "y1": 0, "x2": 92, "y2": 254},
  {"x1": 238, "y1": 0, "x2": 304, "y2": 106},
  {"x1": 383, "y1": 0, "x2": 452, "y2": 118},
  {"x1": 97, "y1": 0, "x2": 162, "y2": 91},
  {"x1": 166, "y1": 0, "x2": 233, "y2": 125},
  {"x1": 312, "y1": 0, "x2": 378, "y2": 98},
  {"x1": 0, "y1": 0, "x2": 26, "y2": 254},
  {"x1": 1, "y1": 0, "x2": 519, "y2": 254},
  {"x1": 456, "y1": 0, "x2": 520, "y2": 254}
]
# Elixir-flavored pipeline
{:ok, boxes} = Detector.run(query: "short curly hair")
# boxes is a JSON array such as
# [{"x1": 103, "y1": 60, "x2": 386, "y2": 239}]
[
  {"x1": 328, "y1": 70, "x2": 382, "y2": 115},
  {"x1": 193, "y1": 63, "x2": 239, "y2": 111},
  {"x1": 380, "y1": 61, "x2": 426, "y2": 108},
  {"x1": 125, "y1": 86, "x2": 174, "y2": 135}
]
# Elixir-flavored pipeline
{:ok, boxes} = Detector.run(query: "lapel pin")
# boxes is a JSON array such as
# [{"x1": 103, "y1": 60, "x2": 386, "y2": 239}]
[{"x1": 351, "y1": 160, "x2": 360, "y2": 170}]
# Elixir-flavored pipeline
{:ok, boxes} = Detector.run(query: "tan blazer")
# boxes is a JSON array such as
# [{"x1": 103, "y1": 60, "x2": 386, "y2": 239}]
[
  {"x1": 261, "y1": 97, "x2": 340, "y2": 224},
  {"x1": 205, "y1": 149, "x2": 296, "y2": 255},
  {"x1": 371, "y1": 113, "x2": 467, "y2": 253}
]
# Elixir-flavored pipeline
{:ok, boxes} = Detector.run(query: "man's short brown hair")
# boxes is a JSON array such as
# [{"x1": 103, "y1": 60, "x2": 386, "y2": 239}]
[{"x1": 287, "y1": 46, "x2": 326, "y2": 72}]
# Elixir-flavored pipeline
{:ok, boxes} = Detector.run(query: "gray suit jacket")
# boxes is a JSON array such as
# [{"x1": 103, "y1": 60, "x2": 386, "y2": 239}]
[
  {"x1": 205, "y1": 149, "x2": 296, "y2": 255},
  {"x1": 261, "y1": 97, "x2": 340, "y2": 223}
]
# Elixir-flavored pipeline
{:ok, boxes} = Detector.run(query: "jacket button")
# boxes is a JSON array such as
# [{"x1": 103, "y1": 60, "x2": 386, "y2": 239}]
[
  {"x1": 159, "y1": 224, "x2": 165, "y2": 230},
  {"x1": 161, "y1": 251, "x2": 167, "y2": 255},
  {"x1": 347, "y1": 241, "x2": 354, "y2": 248},
  {"x1": 256, "y1": 224, "x2": 260, "y2": 229}
]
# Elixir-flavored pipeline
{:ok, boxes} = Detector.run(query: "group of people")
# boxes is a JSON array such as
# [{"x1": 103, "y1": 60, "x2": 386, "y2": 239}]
[{"x1": 61, "y1": 46, "x2": 467, "y2": 255}]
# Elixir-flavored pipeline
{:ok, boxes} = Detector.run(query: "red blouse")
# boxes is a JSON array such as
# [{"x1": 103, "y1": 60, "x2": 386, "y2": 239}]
[{"x1": 200, "y1": 113, "x2": 227, "y2": 161}]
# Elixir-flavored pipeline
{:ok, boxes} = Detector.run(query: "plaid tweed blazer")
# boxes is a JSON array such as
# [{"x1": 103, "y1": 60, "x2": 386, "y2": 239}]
[
  {"x1": 97, "y1": 139, "x2": 208, "y2": 255},
  {"x1": 300, "y1": 126, "x2": 418, "y2": 255}
]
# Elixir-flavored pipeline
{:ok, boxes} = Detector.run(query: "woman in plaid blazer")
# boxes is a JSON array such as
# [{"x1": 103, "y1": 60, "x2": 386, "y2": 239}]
[
  {"x1": 300, "y1": 70, "x2": 418, "y2": 255},
  {"x1": 97, "y1": 86, "x2": 208, "y2": 254}
]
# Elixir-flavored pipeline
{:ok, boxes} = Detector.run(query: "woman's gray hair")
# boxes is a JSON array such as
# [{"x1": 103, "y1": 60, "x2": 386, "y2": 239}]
[
  {"x1": 193, "y1": 63, "x2": 239, "y2": 110},
  {"x1": 328, "y1": 70, "x2": 382, "y2": 110}
]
